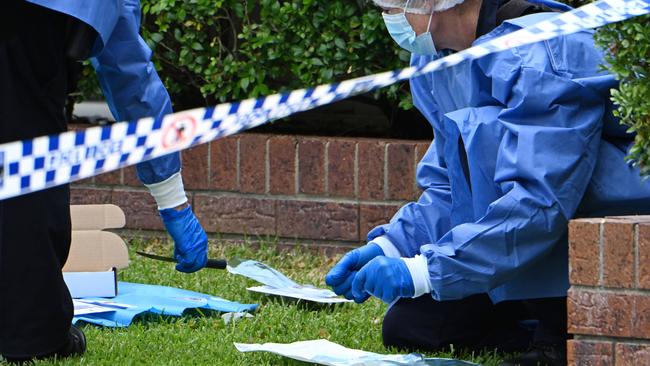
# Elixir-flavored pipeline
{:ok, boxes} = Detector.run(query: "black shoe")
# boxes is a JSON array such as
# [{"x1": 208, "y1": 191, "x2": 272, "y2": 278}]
[
  {"x1": 55, "y1": 324, "x2": 87, "y2": 359},
  {"x1": 499, "y1": 342, "x2": 566, "y2": 366},
  {"x1": 4, "y1": 324, "x2": 86, "y2": 364}
]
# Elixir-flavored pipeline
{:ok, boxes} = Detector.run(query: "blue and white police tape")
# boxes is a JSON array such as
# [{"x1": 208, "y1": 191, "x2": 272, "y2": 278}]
[{"x1": 0, "y1": 0, "x2": 648, "y2": 200}]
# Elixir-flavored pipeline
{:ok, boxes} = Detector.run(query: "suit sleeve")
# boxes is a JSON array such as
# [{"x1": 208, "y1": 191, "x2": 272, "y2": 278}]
[
  {"x1": 367, "y1": 73, "x2": 453, "y2": 258},
  {"x1": 90, "y1": 0, "x2": 180, "y2": 185}
]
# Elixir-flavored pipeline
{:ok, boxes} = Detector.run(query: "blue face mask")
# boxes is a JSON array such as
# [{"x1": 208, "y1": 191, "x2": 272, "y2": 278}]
[{"x1": 382, "y1": 11, "x2": 436, "y2": 55}]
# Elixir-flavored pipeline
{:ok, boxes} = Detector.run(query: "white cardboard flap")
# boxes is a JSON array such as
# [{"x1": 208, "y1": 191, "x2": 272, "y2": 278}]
[
  {"x1": 63, "y1": 231, "x2": 129, "y2": 272},
  {"x1": 70, "y1": 204, "x2": 126, "y2": 230},
  {"x1": 64, "y1": 268, "x2": 118, "y2": 298}
]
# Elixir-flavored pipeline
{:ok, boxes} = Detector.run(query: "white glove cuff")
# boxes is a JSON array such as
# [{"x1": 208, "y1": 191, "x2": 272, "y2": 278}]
[
  {"x1": 144, "y1": 172, "x2": 188, "y2": 210},
  {"x1": 401, "y1": 255, "x2": 432, "y2": 298},
  {"x1": 371, "y1": 236, "x2": 401, "y2": 258}
]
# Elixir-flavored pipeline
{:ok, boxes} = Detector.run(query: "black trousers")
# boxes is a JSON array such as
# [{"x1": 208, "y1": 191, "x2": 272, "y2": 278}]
[
  {"x1": 382, "y1": 294, "x2": 567, "y2": 353},
  {"x1": 0, "y1": 2, "x2": 73, "y2": 358}
]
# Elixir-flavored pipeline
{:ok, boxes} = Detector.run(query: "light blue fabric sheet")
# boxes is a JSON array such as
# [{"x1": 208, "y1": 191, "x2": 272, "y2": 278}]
[{"x1": 73, "y1": 282, "x2": 258, "y2": 327}]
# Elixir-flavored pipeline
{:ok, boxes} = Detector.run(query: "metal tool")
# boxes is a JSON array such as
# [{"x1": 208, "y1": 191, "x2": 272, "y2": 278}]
[{"x1": 135, "y1": 251, "x2": 227, "y2": 269}]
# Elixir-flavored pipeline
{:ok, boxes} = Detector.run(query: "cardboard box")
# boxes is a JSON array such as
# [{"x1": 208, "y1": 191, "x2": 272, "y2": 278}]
[
  {"x1": 63, "y1": 231, "x2": 129, "y2": 272},
  {"x1": 63, "y1": 204, "x2": 129, "y2": 298},
  {"x1": 70, "y1": 204, "x2": 126, "y2": 230},
  {"x1": 63, "y1": 268, "x2": 118, "y2": 298}
]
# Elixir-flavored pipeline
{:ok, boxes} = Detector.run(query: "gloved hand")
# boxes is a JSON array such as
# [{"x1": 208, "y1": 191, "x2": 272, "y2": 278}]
[
  {"x1": 159, "y1": 205, "x2": 208, "y2": 273},
  {"x1": 325, "y1": 243, "x2": 384, "y2": 302},
  {"x1": 352, "y1": 256, "x2": 414, "y2": 304}
]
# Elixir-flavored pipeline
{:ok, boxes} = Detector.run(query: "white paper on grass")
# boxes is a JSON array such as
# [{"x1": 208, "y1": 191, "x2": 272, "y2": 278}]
[
  {"x1": 227, "y1": 259, "x2": 351, "y2": 303},
  {"x1": 73, "y1": 299, "x2": 134, "y2": 316},
  {"x1": 227, "y1": 258, "x2": 298, "y2": 288},
  {"x1": 73, "y1": 300, "x2": 117, "y2": 316},
  {"x1": 234, "y1": 339, "x2": 480, "y2": 366},
  {"x1": 80, "y1": 299, "x2": 133, "y2": 309},
  {"x1": 247, "y1": 285, "x2": 352, "y2": 304},
  {"x1": 221, "y1": 312, "x2": 254, "y2": 324},
  {"x1": 234, "y1": 339, "x2": 423, "y2": 365}
]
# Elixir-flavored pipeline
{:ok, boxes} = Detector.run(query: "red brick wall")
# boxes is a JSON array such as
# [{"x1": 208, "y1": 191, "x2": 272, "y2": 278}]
[
  {"x1": 72, "y1": 133, "x2": 431, "y2": 245},
  {"x1": 568, "y1": 216, "x2": 650, "y2": 365}
]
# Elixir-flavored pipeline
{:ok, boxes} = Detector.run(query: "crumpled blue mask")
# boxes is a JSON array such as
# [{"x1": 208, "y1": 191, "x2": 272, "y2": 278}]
[{"x1": 382, "y1": 10, "x2": 436, "y2": 55}]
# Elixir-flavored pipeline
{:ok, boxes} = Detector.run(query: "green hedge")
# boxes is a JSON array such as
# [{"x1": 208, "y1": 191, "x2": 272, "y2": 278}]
[
  {"x1": 79, "y1": 0, "x2": 412, "y2": 111},
  {"x1": 78, "y1": 1, "x2": 650, "y2": 168},
  {"x1": 568, "y1": 0, "x2": 650, "y2": 175},
  {"x1": 595, "y1": 15, "x2": 650, "y2": 176}
]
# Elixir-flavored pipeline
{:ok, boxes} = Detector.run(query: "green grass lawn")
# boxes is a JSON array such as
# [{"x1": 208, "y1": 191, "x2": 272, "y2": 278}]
[{"x1": 28, "y1": 238, "x2": 505, "y2": 366}]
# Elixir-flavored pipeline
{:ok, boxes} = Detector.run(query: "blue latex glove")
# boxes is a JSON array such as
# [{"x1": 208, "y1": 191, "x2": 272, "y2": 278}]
[
  {"x1": 159, "y1": 205, "x2": 208, "y2": 273},
  {"x1": 325, "y1": 243, "x2": 383, "y2": 302},
  {"x1": 352, "y1": 257, "x2": 415, "y2": 304}
]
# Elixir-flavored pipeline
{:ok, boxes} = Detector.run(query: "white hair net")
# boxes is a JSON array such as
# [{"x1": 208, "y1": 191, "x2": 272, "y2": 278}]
[{"x1": 372, "y1": 0, "x2": 465, "y2": 14}]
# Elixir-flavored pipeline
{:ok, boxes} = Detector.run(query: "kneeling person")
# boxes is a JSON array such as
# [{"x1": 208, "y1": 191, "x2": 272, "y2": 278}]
[{"x1": 326, "y1": 0, "x2": 650, "y2": 365}]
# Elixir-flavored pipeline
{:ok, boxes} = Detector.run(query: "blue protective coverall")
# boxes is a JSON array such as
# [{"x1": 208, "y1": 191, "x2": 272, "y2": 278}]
[
  {"x1": 24, "y1": 0, "x2": 208, "y2": 274},
  {"x1": 369, "y1": 11, "x2": 650, "y2": 303},
  {"x1": 25, "y1": 0, "x2": 180, "y2": 184}
]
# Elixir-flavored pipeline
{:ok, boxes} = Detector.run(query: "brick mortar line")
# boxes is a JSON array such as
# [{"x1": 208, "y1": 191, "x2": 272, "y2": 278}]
[
  {"x1": 413, "y1": 146, "x2": 419, "y2": 195},
  {"x1": 573, "y1": 334, "x2": 650, "y2": 345},
  {"x1": 383, "y1": 143, "x2": 389, "y2": 200},
  {"x1": 632, "y1": 224, "x2": 639, "y2": 346},
  {"x1": 236, "y1": 137, "x2": 241, "y2": 190},
  {"x1": 294, "y1": 140, "x2": 300, "y2": 195},
  {"x1": 274, "y1": 194, "x2": 278, "y2": 238},
  {"x1": 73, "y1": 184, "x2": 146, "y2": 193},
  {"x1": 634, "y1": 224, "x2": 641, "y2": 288},
  {"x1": 353, "y1": 143, "x2": 359, "y2": 200},
  {"x1": 571, "y1": 284, "x2": 650, "y2": 295},
  {"x1": 190, "y1": 190, "x2": 408, "y2": 205},
  {"x1": 206, "y1": 140, "x2": 212, "y2": 187},
  {"x1": 72, "y1": 184, "x2": 409, "y2": 206},
  {"x1": 79, "y1": 183, "x2": 122, "y2": 189},
  {"x1": 324, "y1": 141, "x2": 330, "y2": 195},
  {"x1": 117, "y1": 228, "x2": 361, "y2": 248},
  {"x1": 599, "y1": 221, "x2": 605, "y2": 286},
  {"x1": 206, "y1": 133, "x2": 430, "y2": 145},
  {"x1": 265, "y1": 138, "x2": 270, "y2": 195}
]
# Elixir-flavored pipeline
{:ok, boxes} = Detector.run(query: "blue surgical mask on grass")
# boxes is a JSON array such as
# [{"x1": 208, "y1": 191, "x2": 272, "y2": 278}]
[{"x1": 382, "y1": 10, "x2": 436, "y2": 55}]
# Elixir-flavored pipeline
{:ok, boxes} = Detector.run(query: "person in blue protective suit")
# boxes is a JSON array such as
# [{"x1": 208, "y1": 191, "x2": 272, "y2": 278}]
[
  {"x1": 85, "y1": 0, "x2": 209, "y2": 275},
  {"x1": 0, "y1": 0, "x2": 208, "y2": 362},
  {"x1": 326, "y1": 0, "x2": 650, "y2": 365}
]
